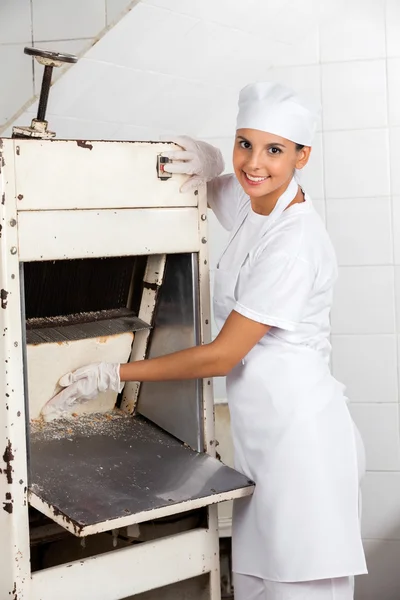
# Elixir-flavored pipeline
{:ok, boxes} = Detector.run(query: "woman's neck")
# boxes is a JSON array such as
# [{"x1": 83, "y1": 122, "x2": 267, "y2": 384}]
[{"x1": 251, "y1": 180, "x2": 303, "y2": 216}]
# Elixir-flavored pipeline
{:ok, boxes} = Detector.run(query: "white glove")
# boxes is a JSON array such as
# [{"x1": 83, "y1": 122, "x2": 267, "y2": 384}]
[
  {"x1": 162, "y1": 136, "x2": 224, "y2": 193},
  {"x1": 41, "y1": 362, "x2": 123, "y2": 421}
]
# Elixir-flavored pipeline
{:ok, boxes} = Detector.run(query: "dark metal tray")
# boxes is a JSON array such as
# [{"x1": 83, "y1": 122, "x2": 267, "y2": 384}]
[{"x1": 29, "y1": 412, "x2": 254, "y2": 537}]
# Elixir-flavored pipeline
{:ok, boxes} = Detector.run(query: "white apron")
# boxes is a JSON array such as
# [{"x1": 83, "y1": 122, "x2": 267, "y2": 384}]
[{"x1": 213, "y1": 178, "x2": 367, "y2": 583}]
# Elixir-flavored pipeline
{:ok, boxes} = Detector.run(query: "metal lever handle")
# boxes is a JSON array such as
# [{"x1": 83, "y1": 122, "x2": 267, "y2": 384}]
[
  {"x1": 12, "y1": 47, "x2": 78, "y2": 139},
  {"x1": 24, "y1": 47, "x2": 78, "y2": 123}
]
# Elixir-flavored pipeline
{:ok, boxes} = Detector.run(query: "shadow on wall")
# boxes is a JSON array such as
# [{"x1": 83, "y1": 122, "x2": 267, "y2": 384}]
[{"x1": 356, "y1": 539, "x2": 400, "y2": 600}]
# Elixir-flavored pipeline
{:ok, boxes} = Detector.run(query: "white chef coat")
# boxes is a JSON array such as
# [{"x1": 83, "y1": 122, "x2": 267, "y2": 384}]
[{"x1": 208, "y1": 174, "x2": 367, "y2": 583}]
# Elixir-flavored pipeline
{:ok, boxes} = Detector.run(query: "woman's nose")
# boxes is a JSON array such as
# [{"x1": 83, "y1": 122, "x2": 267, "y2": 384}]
[{"x1": 245, "y1": 153, "x2": 263, "y2": 172}]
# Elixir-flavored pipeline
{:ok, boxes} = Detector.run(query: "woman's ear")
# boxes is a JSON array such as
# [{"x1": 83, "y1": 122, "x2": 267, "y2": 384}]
[{"x1": 295, "y1": 146, "x2": 312, "y2": 170}]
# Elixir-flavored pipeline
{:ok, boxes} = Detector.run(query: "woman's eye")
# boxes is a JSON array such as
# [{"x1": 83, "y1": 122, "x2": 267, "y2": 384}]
[
  {"x1": 269, "y1": 147, "x2": 281, "y2": 155},
  {"x1": 239, "y1": 141, "x2": 251, "y2": 149}
]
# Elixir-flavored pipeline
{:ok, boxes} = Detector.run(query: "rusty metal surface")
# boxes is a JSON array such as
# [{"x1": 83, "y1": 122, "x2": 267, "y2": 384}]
[
  {"x1": 26, "y1": 309, "x2": 149, "y2": 344},
  {"x1": 29, "y1": 413, "x2": 253, "y2": 535}
]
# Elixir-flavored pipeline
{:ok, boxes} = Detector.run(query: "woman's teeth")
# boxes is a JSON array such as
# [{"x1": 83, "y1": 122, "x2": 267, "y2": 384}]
[{"x1": 245, "y1": 173, "x2": 269, "y2": 182}]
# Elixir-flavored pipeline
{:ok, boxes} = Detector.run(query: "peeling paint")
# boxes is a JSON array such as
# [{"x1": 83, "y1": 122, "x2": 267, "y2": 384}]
[
  {"x1": 76, "y1": 140, "x2": 93, "y2": 151},
  {"x1": 1, "y1": 193, "x2": 5, "y2": 205},
  {"x1": 1, "y1": 288, "x2": 8, "y2": 308},
  {"x1": 3, "y1": 439, "x2": 14, "y2": 484},
  {"x1": 3, "y1": 490, "x2": 13, "y2": 513},
  {"x1": 50, "y1": 503, "x2": 85, "y2": 535}
]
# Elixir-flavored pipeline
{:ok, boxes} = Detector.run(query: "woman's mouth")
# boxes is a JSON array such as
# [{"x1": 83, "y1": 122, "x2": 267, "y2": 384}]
[{"x1": 243, "y1": 172, "x2": 270, "y2": 185}]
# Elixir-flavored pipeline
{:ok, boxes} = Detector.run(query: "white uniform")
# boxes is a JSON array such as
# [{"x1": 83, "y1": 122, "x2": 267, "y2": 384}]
[{"x1": 209, "y1": 174, "x2": 367, "y2": 592}]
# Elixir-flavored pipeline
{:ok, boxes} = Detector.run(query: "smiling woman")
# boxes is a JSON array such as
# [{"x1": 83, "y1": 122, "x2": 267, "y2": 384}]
[
  {"x1": 49, "y1": 82, "x2": 367, "y2": 600},
  {"x1": 233, "y1": 129, "x2": 311, "y2": 215}
]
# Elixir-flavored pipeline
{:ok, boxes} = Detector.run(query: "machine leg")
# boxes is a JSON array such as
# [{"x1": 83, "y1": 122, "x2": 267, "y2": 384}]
[{"x1": 208, "y1": 505, "x2": 222, "y2": 600}]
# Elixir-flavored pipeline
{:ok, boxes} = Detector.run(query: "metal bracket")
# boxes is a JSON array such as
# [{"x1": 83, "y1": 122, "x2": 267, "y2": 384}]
[
  {"x1": 156, "y1": 154, "x2": 172, "y2": 181},
  {"x1": 120, "y1": 254, "x2": 167, "y2": 414}
]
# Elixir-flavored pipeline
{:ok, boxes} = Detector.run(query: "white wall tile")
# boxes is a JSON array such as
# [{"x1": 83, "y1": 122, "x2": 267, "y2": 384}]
[
  {"x1": 106, "y1": 0, "x2": 133, "y2": 25},
  {"x1": 386, "y1": 0, "x2": 400, "y2": 58},
  {"x1": 0, "y1": 0, "x2": 32, "y2": 44},
  {"x1": 253, "y1": 0, "x2": 317, "y2": 45},
  {"x1": 0, "y1": 44, "x2": 33, "y2": 127},
  {"x1": 324, "y1": 129, "x2": 390, "y2": 199},
  {"x1": 361, "y1": 473, "x2": 400, "y2": 538},
  {"x1": 141, "y1": 19, "x2": 273, "y2": 90},
  {"x1": 299, "y1": 132, "x2": 324, "y2": 198},
  {"x1": 356, "y1": 540, "x2": 400, "y2": 600},
  {"x1": 390, "y1": 128, "x2": 400, "y2": 195},
  {"x1": 142, "y1": 0, "x2": 266, "y2": 33},
  {"x1": 266, "y1": 65, "x2": 321, "y2": 112},
  {"x1": 112, "y1": 123, "x2": 164, "y2": 141},
  {"x1": 331, "y1": 267, "x2": 395, "y2": 334},
  {"x1": 331, "y1": 335, "x2": 398, "y2": 404},
  {"x1": 49, "y1": 61, "x2": 174, "y2": 126},
  {"x1": 87, "y1": 4, "x2": 198, "y2": 74},
  {"x1": 312, "y1": 199, "x2": 326, "y2": 224},
  {"x1": 33, "y1": 40, "x2": 93, "y2": 95},
  {"x1": 388, "y1": 58, "x2": 400, "y2": 127},
  {"x1": 349, "y1": 404, "x2": 400, "y2": 471},
  {"x1": 393, "y1": 269, "x2": 400, "y2": 328},
  {"x1": 40, "y1": 58, "x2": 112, "y2": 117},
  {"x1": 41, "y1": 116, "x2": 119, "y2": 140},
  {"x1": 32, "y1": 0, "x2": 106, "y2": 40},
  {"x1": 322, "y1": 60, "x2": 387, "y2": 130},
  {"x1": 326, "y1": 197, "x2": 392, "y2": 266},
  {"x1": 137, "y1": 79, "x2": 234, "y2": 138},
  {"x1": 267, "y1": 27, "x2": 319, "y2": 67},
  {"x1": 202, "y1": 137, "x2": 234, "y2": 174},
  {"x1": 392, "y1": 197, "x2": 400, "y2": 264},
  {"x1": 319, "y1": 0, "x2": 386, "y2": 62}
]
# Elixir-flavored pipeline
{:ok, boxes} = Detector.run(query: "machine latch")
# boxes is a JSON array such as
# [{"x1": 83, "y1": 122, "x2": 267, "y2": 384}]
[{"x1": 157, "y1": 154, "x2": 172, "y2": 181}]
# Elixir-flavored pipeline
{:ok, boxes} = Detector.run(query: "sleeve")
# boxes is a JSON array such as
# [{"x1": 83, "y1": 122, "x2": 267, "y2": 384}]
[
  {"x1": 207, "y1": 174, "x2": 247, "y2": 231},
  {"x1": 234, "y1": 251, "x2": 316, "y2": 331}
]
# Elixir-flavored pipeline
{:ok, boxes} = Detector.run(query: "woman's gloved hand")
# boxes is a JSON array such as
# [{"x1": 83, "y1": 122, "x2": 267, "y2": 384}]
[
  {"x1": 41, "y1": 362, "x2": 123, "y2": 421},
  {"x1": 162, "y1": 136, "x2": 225, "y2": 193}
]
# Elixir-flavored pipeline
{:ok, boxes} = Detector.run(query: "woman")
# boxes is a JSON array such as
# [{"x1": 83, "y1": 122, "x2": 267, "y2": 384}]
[{"x1": 46, "y1": 82, "x2": 367, "y2": 600}]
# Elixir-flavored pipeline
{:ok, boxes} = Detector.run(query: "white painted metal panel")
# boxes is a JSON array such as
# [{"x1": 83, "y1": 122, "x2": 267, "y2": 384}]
[
  {"x1": 31, "y1": 530, "x2": 217, "y2": 600},
  {"x1": 13, "y1": 139, "x2": 197, "y2": 211},
  {"x1": 18, "y1": 208, "x2": 199, "y2": 261},
  {"x1": 0, "y1": 138, "x2": 31, "y2": 599}
]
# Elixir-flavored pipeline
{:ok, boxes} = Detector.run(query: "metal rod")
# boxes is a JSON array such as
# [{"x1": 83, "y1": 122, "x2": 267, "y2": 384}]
[{"x1": 37, "y1": 65, "x2": 53, "y2": 121}]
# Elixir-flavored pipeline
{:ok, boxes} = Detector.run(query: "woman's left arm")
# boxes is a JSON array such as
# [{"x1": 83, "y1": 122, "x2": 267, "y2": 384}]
[
  {"x1": 41, "y1": 312, "x2": 270, "y2": 419},
  {"x1": 120, "y1": 310, "x2": 270, "y2": 382}
]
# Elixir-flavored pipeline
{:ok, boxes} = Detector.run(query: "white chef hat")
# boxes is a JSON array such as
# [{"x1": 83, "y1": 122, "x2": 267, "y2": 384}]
[{"x1": 236, "y1": 82, "x2": 319, "y2": 146}]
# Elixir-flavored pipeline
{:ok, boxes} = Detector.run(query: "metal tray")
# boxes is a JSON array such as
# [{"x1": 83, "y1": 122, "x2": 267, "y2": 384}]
[{"x1": 29, "y1": 412, "x2": 254, "y2": 537}]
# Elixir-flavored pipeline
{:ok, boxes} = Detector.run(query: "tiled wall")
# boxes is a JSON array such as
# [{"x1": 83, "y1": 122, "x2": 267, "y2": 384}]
[
  {"x1": 0, "y1": 0, "x2": 135, "y2": 128},
  {"x1": 2, "y1": 0, "x2": 400, "y2": 597}
]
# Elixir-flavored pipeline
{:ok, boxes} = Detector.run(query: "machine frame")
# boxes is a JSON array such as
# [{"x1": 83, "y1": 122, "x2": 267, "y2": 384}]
[{"x1": 0, "y1": 138, "x2": 252, "y2": 600}]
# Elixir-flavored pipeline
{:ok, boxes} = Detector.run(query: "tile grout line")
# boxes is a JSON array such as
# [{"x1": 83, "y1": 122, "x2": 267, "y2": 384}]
[{"x1": 383, "y1": 0, "x2": 400, "y2": 422}]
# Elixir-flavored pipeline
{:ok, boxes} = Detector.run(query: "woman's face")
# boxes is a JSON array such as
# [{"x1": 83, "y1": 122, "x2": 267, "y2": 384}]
[{"x1": 233, "y1": 128, "x2": 311, "y2": 199}]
